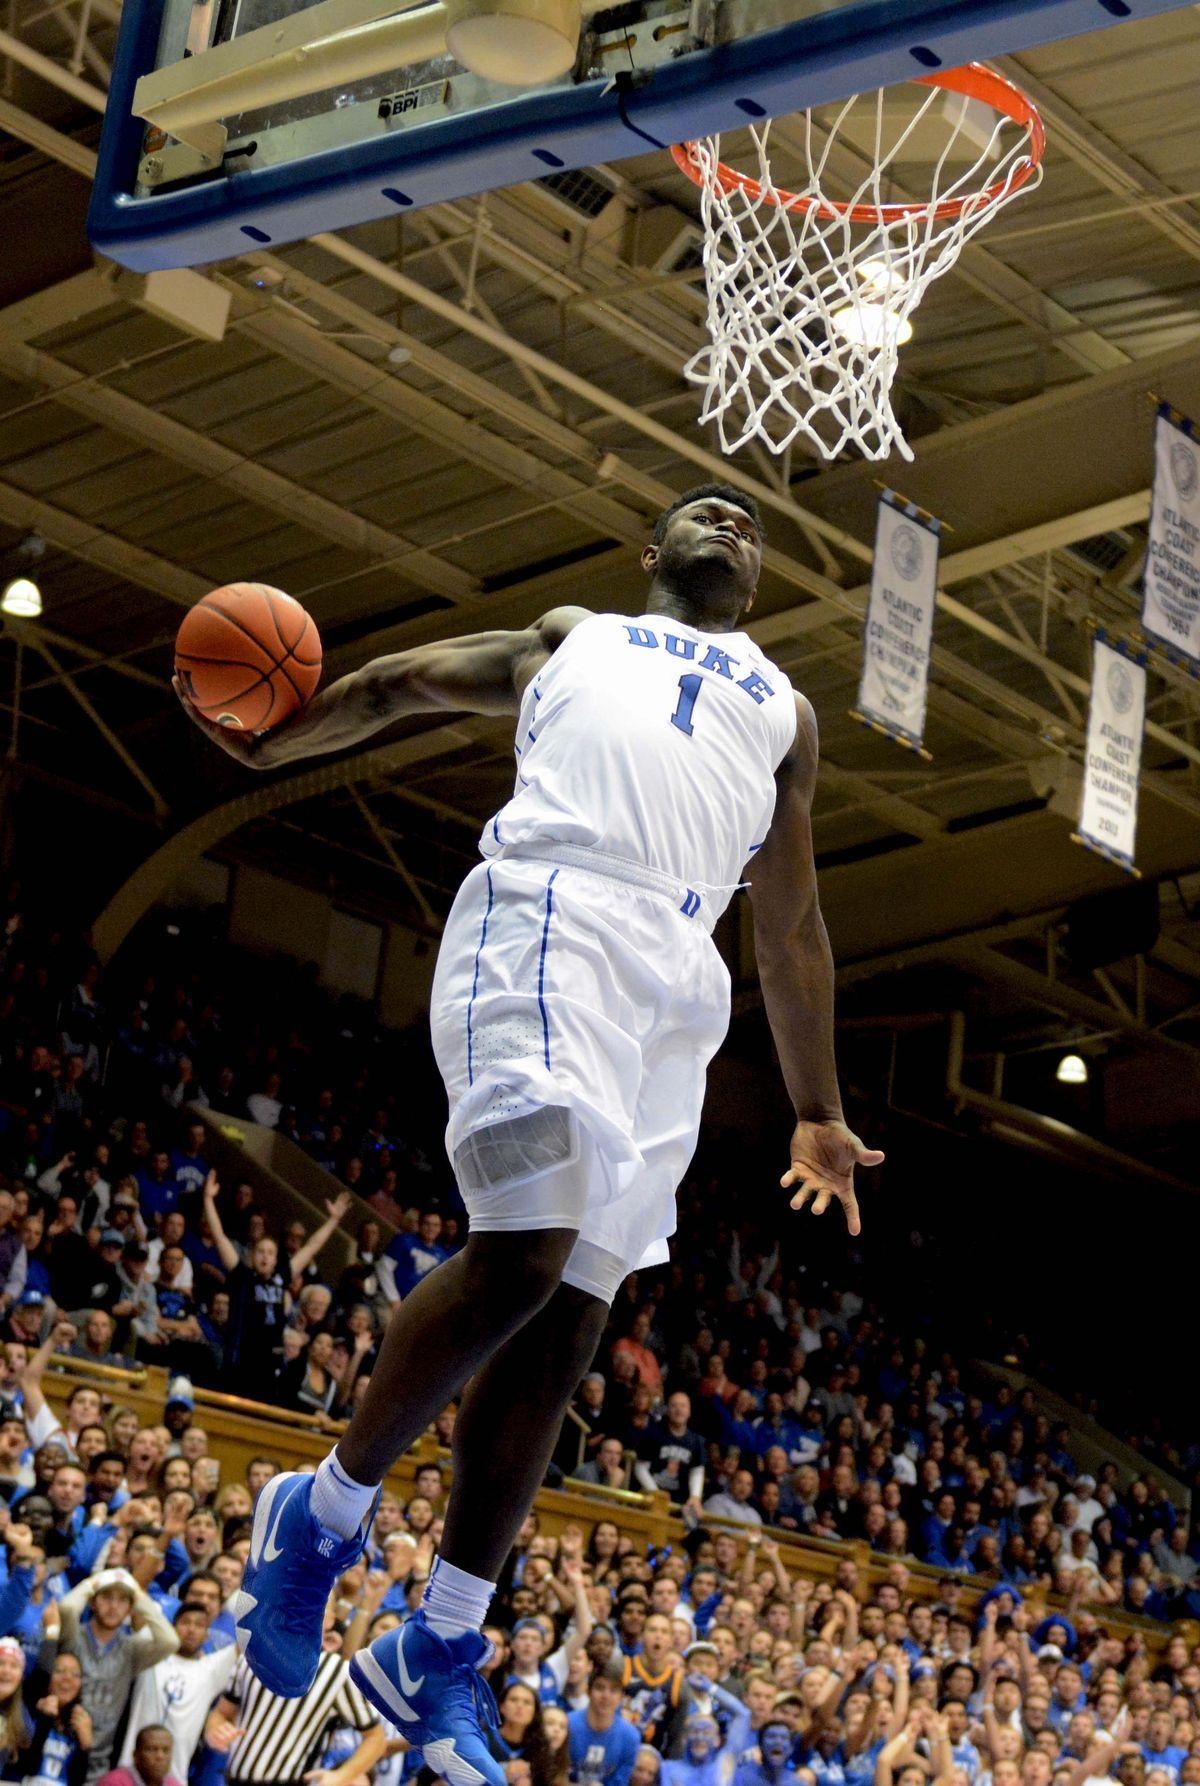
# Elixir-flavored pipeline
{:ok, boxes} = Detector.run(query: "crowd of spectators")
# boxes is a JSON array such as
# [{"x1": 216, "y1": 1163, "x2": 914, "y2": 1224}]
[
  {"x1": 0, "y1": 906, "x2": 463, "y2": 1418},
  {"x1": 0, "y1": 905, "x2": 1191, "y2": 1786},
  {"x1": 0, "y1": 1346, "x2": 1196, "y2": 1786}
]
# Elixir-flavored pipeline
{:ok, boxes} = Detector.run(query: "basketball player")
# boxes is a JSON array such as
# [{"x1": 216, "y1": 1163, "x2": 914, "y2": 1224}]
[{"x1": 177, "y1": 483, "x2": 883, "y2": 1786}]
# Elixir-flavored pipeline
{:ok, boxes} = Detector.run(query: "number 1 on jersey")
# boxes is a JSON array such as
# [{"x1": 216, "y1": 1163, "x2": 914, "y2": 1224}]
[{"x1": 671, "y1": 673, "x2": 704, "y2": 738}]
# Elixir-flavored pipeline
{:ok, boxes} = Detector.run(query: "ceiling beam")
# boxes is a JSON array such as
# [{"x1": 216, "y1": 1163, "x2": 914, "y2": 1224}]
[
  {"x1": 939, "y1": 492, "x2": 1152, "y2": 586},
  {"x1": 0, "y1": 332, "x2": 478, "y2": 607},
  {"x1": 27, "y1": 635, "x2": 170, "y2": 818},
  {"x1": 0, "y1": 476, "x2": 209, "y2": 609},
  {"x1": 1007, "y1": 59, "x2": 1200, "y2": 271},
  {"x1": 229, "y1": 263, "x2": 1200, "y2": 812},
  {"x1": 91, "y1": 715, "x2": 486, "y2": 958},
  {"x1": 0, "y1": 96, "x2": 96, "y2": 177},
  {"x1": 310, "y1": 232, "x2": 873, "y2": 570}
]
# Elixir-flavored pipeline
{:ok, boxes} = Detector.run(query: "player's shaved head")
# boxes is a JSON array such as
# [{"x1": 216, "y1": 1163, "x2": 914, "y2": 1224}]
[{"x1": 651, "y1": 482, "x2": 764, "y2": 545}]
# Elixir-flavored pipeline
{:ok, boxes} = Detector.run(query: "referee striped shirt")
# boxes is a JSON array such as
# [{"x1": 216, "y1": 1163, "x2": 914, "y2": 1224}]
[{"x1": 224, "y1": 1652, "x2": 374, "y2": 1783}]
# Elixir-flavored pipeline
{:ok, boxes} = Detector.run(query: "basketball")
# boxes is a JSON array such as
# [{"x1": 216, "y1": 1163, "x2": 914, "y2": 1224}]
[{"x1": 175, "y1": 583, "x2": 322, "y2": 732}]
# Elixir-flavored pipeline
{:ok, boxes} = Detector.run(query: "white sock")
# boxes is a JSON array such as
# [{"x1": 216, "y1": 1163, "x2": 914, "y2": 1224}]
[
  {"x1": 422, "y1": 1556, "x2": 495, "y2": 1641},
  {"x1": 309, "y1": 1450, "x2": 378, "y2": 1542}
]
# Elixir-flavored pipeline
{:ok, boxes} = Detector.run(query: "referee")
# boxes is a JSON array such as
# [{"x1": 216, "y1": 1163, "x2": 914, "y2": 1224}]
[{"x1": 205, "y1": 1626, "x2": 388, "y2": 1786}]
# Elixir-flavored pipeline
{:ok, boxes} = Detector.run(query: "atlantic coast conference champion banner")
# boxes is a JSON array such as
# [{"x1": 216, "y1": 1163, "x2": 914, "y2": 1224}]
[
  {"x1": 856, "y1": 493, "x2": 940, "y2": 752},
  {"x1": 1144, "y1": 406, "x2": 1200, "y2": 664},
  {"x1": 1078, "y1": 636, "x2": 1147, "y2": 873}
]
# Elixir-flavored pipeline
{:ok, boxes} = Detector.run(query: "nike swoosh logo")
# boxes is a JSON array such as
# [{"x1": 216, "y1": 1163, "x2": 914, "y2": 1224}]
[
  {"x1": 396, "y1": 1637, "x2": 425, "y2": 1699},
  {"x1": 353, "y1": 1648, "x2": 419, "y2": 1724},
  {"x1": 263, "y1": 1479, "x2": 293, "y2": 1563}
]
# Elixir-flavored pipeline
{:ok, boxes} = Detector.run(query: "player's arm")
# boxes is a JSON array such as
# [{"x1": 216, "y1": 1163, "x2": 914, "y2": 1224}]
[
  {"x1": 747, "y1": 692, "x2": 883, "y2": 1236},
  {"x1": 175, "y1": 606, "x2": 591, "y2": 769}
]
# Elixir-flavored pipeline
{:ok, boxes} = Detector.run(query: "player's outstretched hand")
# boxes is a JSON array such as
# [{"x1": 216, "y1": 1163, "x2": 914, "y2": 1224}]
[{"x1": 782, "y1": 1119, "x2": 884, "y2": 1236}]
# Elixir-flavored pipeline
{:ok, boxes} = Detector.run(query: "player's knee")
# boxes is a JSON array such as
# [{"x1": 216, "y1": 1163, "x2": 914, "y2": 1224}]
[{"x1": 463, "y1": 1228, "x2": 575, "y2": 1319}]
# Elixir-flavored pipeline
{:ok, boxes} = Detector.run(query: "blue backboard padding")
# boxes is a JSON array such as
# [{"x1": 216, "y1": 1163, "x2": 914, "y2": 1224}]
[{"x1": 89, "y1": 0, "x2": 1191, "y2": 271}]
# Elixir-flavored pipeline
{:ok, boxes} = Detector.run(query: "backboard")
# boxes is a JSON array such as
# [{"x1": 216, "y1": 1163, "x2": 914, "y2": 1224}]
[{"x1": 89, "y1": 0, "x2": 1196, "y2": 272}]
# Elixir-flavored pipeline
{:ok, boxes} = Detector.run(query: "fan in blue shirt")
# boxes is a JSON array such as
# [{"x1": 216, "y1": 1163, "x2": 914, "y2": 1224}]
[
  {"x1": 170, "y1": 1123, "x2": 210, "y2": 1200},
  {"x1": 569, "y1": 1668, "x2": 641, "y2": 1786},
  {"x1": 380, "y1": 1211, "x2": 448, "y2": 1303}
]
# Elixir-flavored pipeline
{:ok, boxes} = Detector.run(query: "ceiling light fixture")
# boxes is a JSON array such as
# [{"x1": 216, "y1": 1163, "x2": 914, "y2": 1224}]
[
  {"x1": 1, "y1": 577, "x2": 42, "y2": 618},
  {"x1": 830, "y1": 300, "x2": 914, "y2": 349},
  {"x1": 1055, "y1": 1053, "x2": 1088, "y2": 1085}
]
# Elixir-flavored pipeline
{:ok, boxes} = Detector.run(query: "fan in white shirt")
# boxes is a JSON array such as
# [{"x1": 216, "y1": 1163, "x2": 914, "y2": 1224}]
[{"x1": 121, "y1": 1604, "x2": 236, "y2": 1785}]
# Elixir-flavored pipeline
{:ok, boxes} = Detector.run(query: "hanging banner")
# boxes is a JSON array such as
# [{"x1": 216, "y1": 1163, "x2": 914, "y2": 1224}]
[
  {"x1": 1144, "y1": 405, "x2": 1200, "y2": 665},
  {"x1": 853, "y1": 491, "x2": 939, "y2": 756},
  {"x1": 1075, "y1": 634, "x2": 1147, "y2": 875}
]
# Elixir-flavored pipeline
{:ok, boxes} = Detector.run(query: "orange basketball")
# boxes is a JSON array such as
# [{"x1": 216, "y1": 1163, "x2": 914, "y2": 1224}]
[{"x1": 175, "y1": 583, "x2": 322, "y2": 732}]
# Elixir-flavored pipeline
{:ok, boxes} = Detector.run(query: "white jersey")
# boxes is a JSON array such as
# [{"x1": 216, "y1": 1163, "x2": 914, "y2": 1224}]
[{"x1": 480, "y1": 612, "x2": 798, "y2": 918}]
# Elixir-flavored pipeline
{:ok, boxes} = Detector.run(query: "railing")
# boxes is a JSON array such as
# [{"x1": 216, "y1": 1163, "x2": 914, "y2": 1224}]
[{"x1": 40, "y1": 1359, "x2": 1182, "y2": 1665}]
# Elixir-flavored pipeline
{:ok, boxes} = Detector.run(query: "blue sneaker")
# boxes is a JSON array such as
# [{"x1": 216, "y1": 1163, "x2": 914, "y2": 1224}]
[
  {"x1": 349, "y1": 1611, "x2": 506, "y2": 1786},
  {"x1": 235, "y1": 1470, "x2": 371, "y2": 1697}
]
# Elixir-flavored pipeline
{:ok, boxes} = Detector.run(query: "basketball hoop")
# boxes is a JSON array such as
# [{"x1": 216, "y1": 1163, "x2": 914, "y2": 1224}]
[{"x1": 672, "y1": 64, "x2": 1045, "y2": 463}]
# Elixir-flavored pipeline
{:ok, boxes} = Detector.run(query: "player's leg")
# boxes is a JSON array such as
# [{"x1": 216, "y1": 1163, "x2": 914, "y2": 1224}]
[
  {"x1": 348, "y1": 1244, "x2": 623, "y2": 1786},
  {"x1": 328, "y1": 1223, "x2": 579, "y2": 1485},
  {"x1": 235, "y1": 1139, "x2": 588, "y2": 1703},
  {"x1": 436, "y1": 1274, "x2": 610, "y2": 1576}
]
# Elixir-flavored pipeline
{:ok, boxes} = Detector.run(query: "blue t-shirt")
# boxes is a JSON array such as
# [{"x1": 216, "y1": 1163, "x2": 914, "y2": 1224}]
[
  {"x1": 137, "y1": 1171, "x2": 181, "y2": 1222},
  {"x1": 170, "y1": 1147, "x2": 209, "y2": 1198},
  {"x1": 385, "y1": 1232, "x2": 448, "y2": 1299},
  {"x1": 734, "y1": 1767, "x2": 801, "y2": 1786},
  {"x1": 156, "y1": 1284, "x2": 191, "y2": 1322},
  {"x1": 568, "y1": 1712, "x2": 640, "y2": 1786},
  {"x1": 843, "y1": 1741, "x2": 883, "y2": 1786},
  {"x1": 662, "y1": 1759, "x2": 730, "y2": 1786},
  {"x1": 1141, "y1": 1746, "x2": 1186, "y2": 1780}
]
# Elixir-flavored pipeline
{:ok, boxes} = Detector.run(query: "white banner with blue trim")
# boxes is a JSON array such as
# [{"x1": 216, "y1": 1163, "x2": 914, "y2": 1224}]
[
  {"x1": 854, "y1": 492, "x2": 939, "y2": 754},
  {"x1": 1076, "y1": 635, "x2": 1147, "y2": 875},
  {"x1": 1144, "y1": 406, "x2": 1200, "y2": 665}
]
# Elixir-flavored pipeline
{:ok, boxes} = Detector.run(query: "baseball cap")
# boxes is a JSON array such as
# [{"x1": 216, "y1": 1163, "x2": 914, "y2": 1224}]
[
  {"x1": 684, "y1": 1641, "x2": 718, "y2": 1661},
  {"x1": 1038, "y1": 1644, "x2": 1064, "y2": 1661},
  {"x1": 1075, "y1": 1473, "x2": 1097, "y2": 1490},
  {"x1": 100, "y1": 1229, "x2": 123, "y2": 1246},
  {"x1": 165, "y1": 1375, "x2": 194, "y2": 1410},
  {"x1": 16, "y1": 1290, "x2": 44, "y2": 1308},
  {"x1": 512, "y1": 1618, "x2": 546, "y2": 1640}
]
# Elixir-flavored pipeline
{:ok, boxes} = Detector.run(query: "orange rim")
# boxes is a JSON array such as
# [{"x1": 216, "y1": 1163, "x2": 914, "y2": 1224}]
[{"x1": 671, "y1": 64, "x2": 1045, "y2": 225}]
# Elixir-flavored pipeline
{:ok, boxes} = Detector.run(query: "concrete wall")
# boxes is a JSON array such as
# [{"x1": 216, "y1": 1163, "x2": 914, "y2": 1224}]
[
  {"x1": 194, "y1": 1105, "x2": 396, "y2": 1277},
  {"x1": 171, "y1": 858, "x2": 434, "y2": 1022}
]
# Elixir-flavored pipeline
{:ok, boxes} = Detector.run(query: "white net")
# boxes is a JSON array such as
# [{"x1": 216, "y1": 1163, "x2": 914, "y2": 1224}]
[{"x1": 677, "y1": 71, "x2": 1044, "y2": 463}]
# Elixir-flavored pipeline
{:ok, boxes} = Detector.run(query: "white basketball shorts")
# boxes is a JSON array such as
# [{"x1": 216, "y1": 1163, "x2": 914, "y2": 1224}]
[{"x1": 430, "y1": 849, "x2": 731, "y2": 1289}]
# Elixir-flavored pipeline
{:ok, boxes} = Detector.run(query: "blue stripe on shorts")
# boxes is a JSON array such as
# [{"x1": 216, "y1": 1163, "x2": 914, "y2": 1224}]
[
  {"x1": 466, "y1": 867, "x2": 495, "y2": 1087},
  {"x1": 538, "y1": 870, "x2": 559, "y2": 1070}
]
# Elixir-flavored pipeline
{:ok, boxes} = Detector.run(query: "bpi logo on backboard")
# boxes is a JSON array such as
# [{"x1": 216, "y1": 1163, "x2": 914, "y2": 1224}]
[
  {"x1": 1107, "y1": 655, "x2": 1135, "y2": 716},
  {"x1": 890, "y1": 522, "x2": 924, "y2": 582},
  {"x1": 1170, "y1": 436, "x2": 1199, "y2": 503}
]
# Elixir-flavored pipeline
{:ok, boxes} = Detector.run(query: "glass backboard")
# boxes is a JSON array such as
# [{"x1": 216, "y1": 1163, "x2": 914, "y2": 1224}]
[{"x1": 89, "y1": 0, "x2": 1195, "y2": 271}]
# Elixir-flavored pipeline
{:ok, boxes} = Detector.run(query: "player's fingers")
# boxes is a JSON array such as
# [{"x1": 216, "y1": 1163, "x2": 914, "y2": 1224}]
[
  {"x1": 789, "y1": 1184, "x2": 813, "y2": 1213},
  {"x1": 841, "y1": 1188, "x2": 862, "y2": 1236},
  {"x1": 853, "y1": 1142, "x2": 886, "y2": 1165},
  {"x1": 811, "y1": 1190, "x2": 832, "y2": 1219}
]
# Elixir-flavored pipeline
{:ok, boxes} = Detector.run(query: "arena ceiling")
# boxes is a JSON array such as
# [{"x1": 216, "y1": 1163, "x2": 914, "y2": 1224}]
[{"x1": 1, "y1": 1, "x2": 1200, "y2": 1169}]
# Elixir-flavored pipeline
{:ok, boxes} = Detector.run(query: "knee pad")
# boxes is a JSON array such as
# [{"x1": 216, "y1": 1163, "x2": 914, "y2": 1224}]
[{"x1": 560, "y1": 1237, "x2": 631, "y2": 1307}]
